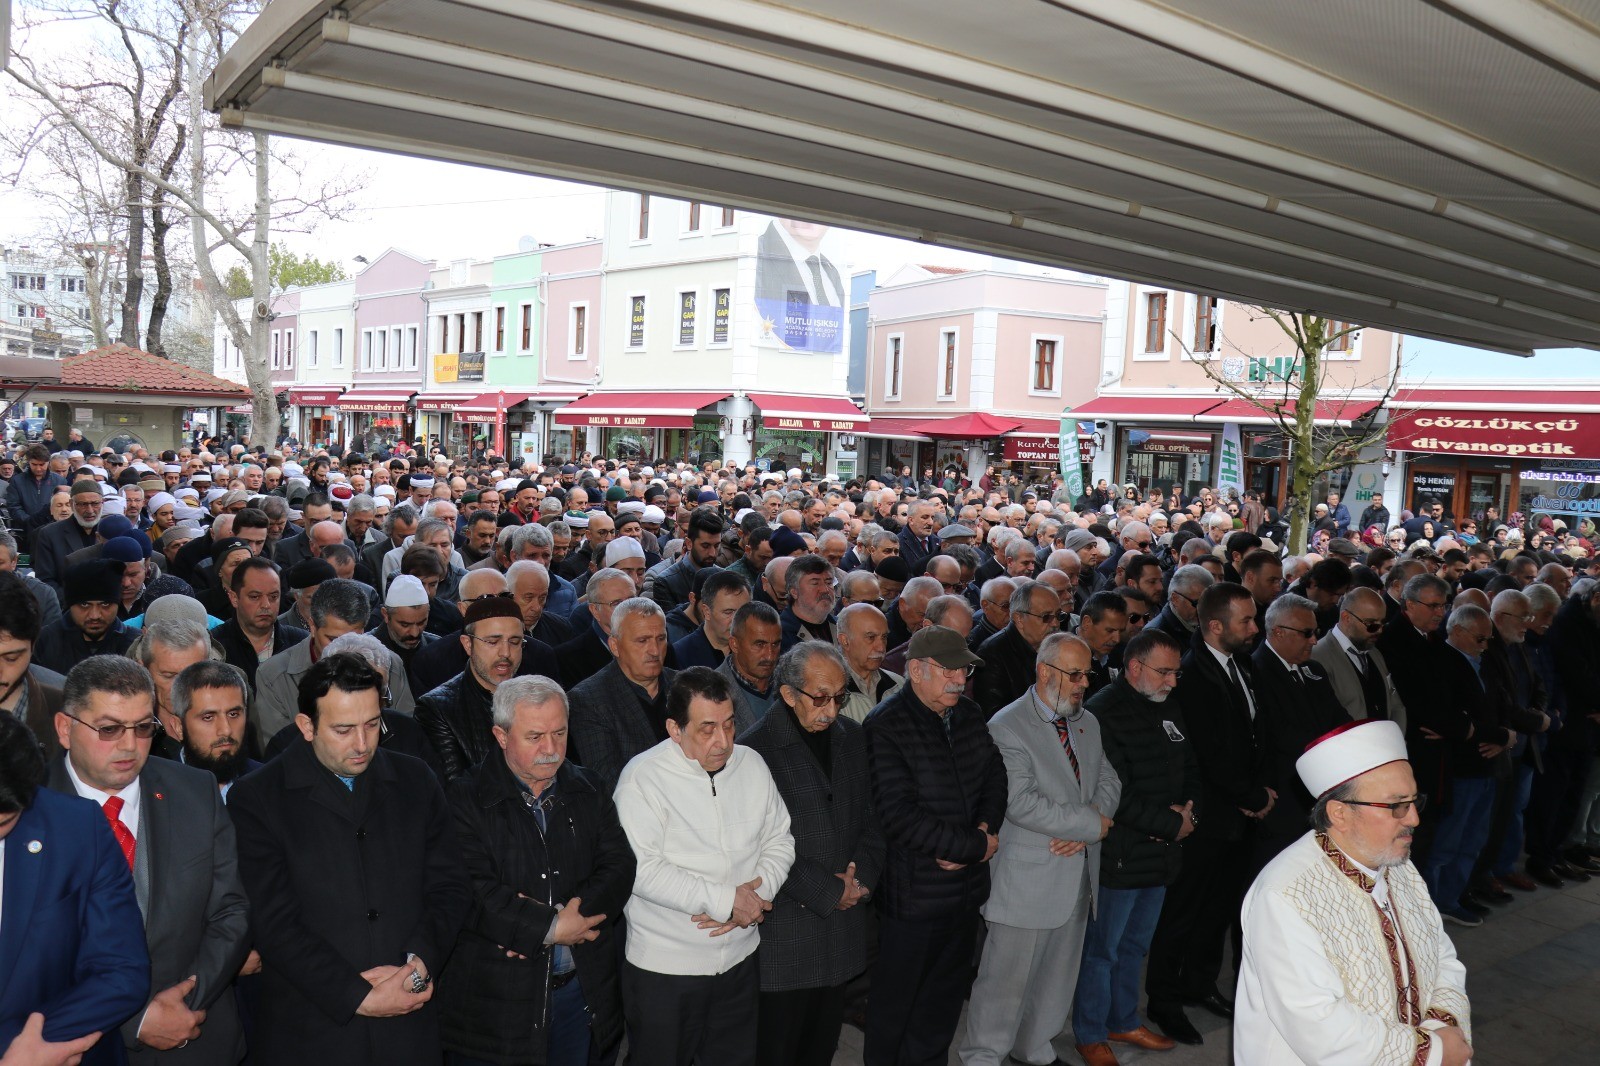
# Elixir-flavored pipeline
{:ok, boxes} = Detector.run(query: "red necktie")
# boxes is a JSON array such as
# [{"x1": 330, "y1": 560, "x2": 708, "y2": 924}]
[
  {"x1": 1054, "y1": 720, "x2": 1081, "y2": 783},
  {"x1": 102, "y1": 796, "x2": 136, "y2": 871}
]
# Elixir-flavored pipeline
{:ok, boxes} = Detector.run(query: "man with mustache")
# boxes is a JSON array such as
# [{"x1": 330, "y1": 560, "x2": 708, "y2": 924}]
[
  {"x1": 172, "y1": 660, "x2": 260, "y2": 798},
  {"x1": 1235, "y1": 720, "x2": 1472, "y2": 1066},
  {"x1": 415, "y1": 596, "x2": 527, "y2": 783}
]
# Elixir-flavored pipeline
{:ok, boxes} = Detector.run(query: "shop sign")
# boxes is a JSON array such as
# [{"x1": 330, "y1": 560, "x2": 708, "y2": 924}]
[
  {"x1": 630, "y1": 296, "x2": 646, "y2": 348},
  {"x1": 767, "y1": 416, "x2": 857, "y2": 432},
  {"x1": 1004, "y1": 437, "x2": 1058, "y2": 463},
  {"x1": 1345, "y1": 462, "x2": 1384, "y2": 505},
  {"x1": 1131, "y1": 437, "x2": 1211, "y2": 455},
  {"x1": 1248, "y1": 356, "x2": 1302, "y2": 383},
  {"x1": 340, "y1": 400, "x2": 408, "y2": 413},
  {"x1": 1388, "y1": 409, "x2": 1600, "y2": 459},
  {"x1": 679, "y1": 292, "x2": 697, "y2": 346},
  {"x1": 713, "y1": 288, "x2": 731, "y2": 344},
  {"x1": 1522, "y1": 466, "x2": 1600, "y2": 516},
  {"x1": 457, "y1": 352, "x2": 485, "y2": 382},
  {"x1": 1410, "y1": 471, "x2": 1457, "y2": 500},
  {"x1": 289, "y1": 390, "x2": 343, "y2": 406}
]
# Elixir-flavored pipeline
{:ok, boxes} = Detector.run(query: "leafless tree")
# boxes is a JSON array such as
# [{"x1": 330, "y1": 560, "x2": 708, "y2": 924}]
[{"x1": 1181, "y1": 311, "x2": 1399, "y2": 555}]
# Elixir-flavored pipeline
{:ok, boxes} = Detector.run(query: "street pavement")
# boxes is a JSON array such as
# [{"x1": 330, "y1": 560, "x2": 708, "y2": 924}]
[{"x1": 833, "y1": 870, "x2": 1600, "y2": 1065}]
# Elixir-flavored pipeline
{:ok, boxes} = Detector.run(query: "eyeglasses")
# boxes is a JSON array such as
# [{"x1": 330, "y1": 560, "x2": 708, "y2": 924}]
[
  {"x1": 1171, "y1": 591, "x2": 1198, "y2": 610},
  {"x1": 938, "y1": 581, "x2": 964, "y2": 594},
  {"x1": 790, "y1": 687, "x2": 849, "y2": 709},
  {"x1": 1132, "y1": 660, "x2": 1182, "y2": 680},
  {"x1": 461, "y1": 592, "x2": 505, "y2": 604},
  {"x1": 1340, "y1": 795, "x2": 1428, "y2": 818},
  {"x1": 1125, "y1": 613, "x2": 1147, "y2": 624},
  {"x1": 468, "y1": 634, "x2": 526, "y2": 649},
  {"x1": 1274, "y1": 623, "x2": 1317, "y2": 640},
  {"x1": 63, "y1": 712, "x2": 159, "y2": 742},
  {"x1": 921, "y1": 661, "x2": 977, "y2": 678},
  {"x1": 1133, "y1": 540, "x2": 1152, "y2": 549},
  {"x1": 1015, "y1": 609, "x2": 1059, "y2": 624},
  {"x1": 1342, "y1": 610, "x2": 1386, "y2": 634},
  {"x1": 1044, "y1": 663, "x2": 1092, "y2": 684},
  {"x1": 1494, "y1": 611, "x2": 1535, "y2": 623}
]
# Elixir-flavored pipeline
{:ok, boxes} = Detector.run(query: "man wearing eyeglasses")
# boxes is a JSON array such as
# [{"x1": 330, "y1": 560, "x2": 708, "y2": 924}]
[
  {"x1": 862, "y1": 626, "x2": 1006, "y2": 1066},
  {"x1": 1235, "y1": 719, "x2": 1471, "y2": 1066},
  {"x1": 1312, "y1": 587, "x2": 1407, "y2": 728},
  {"x1": 1250, "y1": 595, "x2": 1350, "y2": 875},
  {"x1": 48, "y1": 655, "x2": 252, "y2": 1064},
  {"x1": 415, "y1": 597, "x2": 527, "y2": 783},
  {"x1": 962, "y1": 632, "x2": 1120, "y2": 1066},
  {"x1": 974, "y1": 581, "x2": 1060, "y2": 718}
]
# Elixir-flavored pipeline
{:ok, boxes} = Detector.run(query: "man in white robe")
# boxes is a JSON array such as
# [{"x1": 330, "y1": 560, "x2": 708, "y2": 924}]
[{"x1": 1236, "y1": 719, "x2": 1473, "y2": 1066}]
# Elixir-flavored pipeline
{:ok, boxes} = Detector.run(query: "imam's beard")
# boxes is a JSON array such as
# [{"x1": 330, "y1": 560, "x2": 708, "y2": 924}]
[{"x1": 184, "y1": 738, "x2": 252, "y2": 784}]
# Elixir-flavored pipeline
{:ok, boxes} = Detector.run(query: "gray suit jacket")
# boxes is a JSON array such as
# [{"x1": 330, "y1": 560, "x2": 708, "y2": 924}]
[
  {"x1": 253, "y1": 639, "x2": 416, "y2": 749},
  {"x1": 47, "y1": 755, "x2": 251, "y2": 1065},
  {"x1": 568, "y1": 662, "x2": 680, "y2": 791},
  {"x1": 1311, "y1": 633, "x2": 1407, "y2": 732},
  {"x1": 984, "y1": 690, "x2": 1121, "y2": 927}
]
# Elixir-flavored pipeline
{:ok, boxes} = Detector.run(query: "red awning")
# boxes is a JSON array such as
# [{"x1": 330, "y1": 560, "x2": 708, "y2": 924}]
[
  {"x1": 908, "y1": 412, "x2": 1023, "y2": 438},
  {"x1": 553, "y1": 391, "x2": 730, "y2": 429},
  {"x1": 413, "y1": 390, "x2": 478, "y2": 411},
  {"x1": 287, "y1": 386, "x2": 344, "y2": 406},
  {"x1": 337, "y1": 389, "x2": 413, "y2": 413},
  {"x1": 1069, "y1": 394, "x2": 1376, "y2": 427},
  {"x1": 456, "y1": 391, "x2": 539, "y2": 415},
  {"x1": 1004, "y1": 416, "x2": 1074, "y2": 439},
  {"x1": 747, "y1": 392, "x2": 868, "y2": 431},
  {"x1": 852, "y1": 417, "x2": 933, "y2": 442}
]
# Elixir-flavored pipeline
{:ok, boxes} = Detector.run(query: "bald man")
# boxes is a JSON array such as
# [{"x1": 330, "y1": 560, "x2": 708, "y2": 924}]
[{"x1": 1311, "y1": 586, "x2": 1408, "y2": 729}]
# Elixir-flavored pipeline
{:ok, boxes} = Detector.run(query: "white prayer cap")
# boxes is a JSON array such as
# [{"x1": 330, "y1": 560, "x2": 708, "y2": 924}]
[
  {"x1": 734, "y1": 508, "x2": 754, "y2": 524},
  {"x1": 374, "y1": 485, "x2": 397, "y2": 500},
  {"x1": 174, "y1": 504, "x2": 207, "y2": 523},
  {"x1": 604, "y1": 538, "x2": 645, "y2": 566},
  {"x1": 641, "y1": 466, "x2": 654, "y2": 477},
  {"x1": 410, "y1": 474, "x2": 435, "y2": 487},
  {"x1": 67, "y1": 449, "x2": 84, "y2": 460},
  {"x1": 203, "y1": 488, "x2": 228, "y2": 503},
  {"x1": 163, "y1": 464, "x2": 181, "y2": 474},
  {"x1": 173, "y1": 486, "x2": 200, "y2": 502},
  {"x1": 385, "y1": 574, "x2": 431, "y2": 609},
  {"x1": 786, "y1": 468, "x2": 802, "y2": 479},
  {"x1": 617, "y1": 500, "x2": 645, "y2": 516},
  {"x1": 495, "y1": 478, "x2": 520, "y2": 492},
  {"x1": 1296, "y1": 720, "x2": 1409, "y2": 800},
  {"x1": 100, "y1": 496, "x2": 126, "y2": 515},
  {"x1": 642, "y1": 505, "x2": 666, "y2": 525},
  {"x1": 192, "y1": 470, "x2": 212, "y2": 483},
  {"x1": 147, "y1": 492, "x2": 175, "y2": 514},
  {"x1": 282, "y1": 462, "x2": 304, "y2": 478}
]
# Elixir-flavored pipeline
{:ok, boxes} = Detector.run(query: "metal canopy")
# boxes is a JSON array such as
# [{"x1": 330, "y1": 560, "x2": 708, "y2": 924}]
[{"x1": 207, "y1": 0, "x2": 1600, "y2": 355}]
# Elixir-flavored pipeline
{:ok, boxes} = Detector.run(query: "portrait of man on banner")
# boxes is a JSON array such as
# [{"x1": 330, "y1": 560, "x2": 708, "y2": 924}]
[{"x1": 754, "y1": 217, "x2": 846, "y2": 354}]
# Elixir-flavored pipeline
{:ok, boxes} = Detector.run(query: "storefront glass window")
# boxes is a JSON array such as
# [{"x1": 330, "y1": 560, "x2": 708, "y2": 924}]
[
  {"x1": 1518, "y1": 463, "x2": 1600, "y2": 525},
  {"x1": 1119, "y1": 428, "x2": 1215, "y2": 499},
  {"x1": 755, "y1": 428, "x2": 826, "y2": 476}
]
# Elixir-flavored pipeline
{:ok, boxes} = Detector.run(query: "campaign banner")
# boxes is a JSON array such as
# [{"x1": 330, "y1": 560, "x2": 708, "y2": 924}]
[{"x1": 754, "y1": 218, "x2": 847, "y2": 354}]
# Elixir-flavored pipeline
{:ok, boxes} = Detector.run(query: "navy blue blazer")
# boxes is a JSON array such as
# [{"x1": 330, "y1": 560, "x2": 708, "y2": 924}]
[{"x1": 0, "y1": 788, "x2": 151, "y2": 1065}]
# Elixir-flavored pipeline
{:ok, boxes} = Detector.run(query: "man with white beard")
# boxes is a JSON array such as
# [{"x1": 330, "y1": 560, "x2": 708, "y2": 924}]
[
  {"x1": 1071, "y1": 629, "x2": 1200, "y2": 1065},
  {"x1": 1234, "y1": 720, "x2": 1472, "y2": 1065}
]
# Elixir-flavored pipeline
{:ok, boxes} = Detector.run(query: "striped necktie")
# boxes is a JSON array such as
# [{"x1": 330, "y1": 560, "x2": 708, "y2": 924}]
[{"x1": 1054, "y1": 719, "x2": 1081, "y2": 783}]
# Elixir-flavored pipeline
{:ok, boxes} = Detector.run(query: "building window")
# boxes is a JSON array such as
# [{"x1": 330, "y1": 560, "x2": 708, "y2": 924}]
[
  {"x1": 1033, "y1": 337, "x2": 1058, "y2": 393},
  {"x1": 1326, "y1": 319, "x2": 1356, "y2": 352},
  {"x1": 10, "y1": 274, "x2": 45, "y2": 291},
  {"x1": 59, "y1": 277, "x2": 85, "y2": 293},
  {"x1": 435, "y1": 315, "x2": 448, "y2": 352},
  {"x1": 688, "y1": 202, "x2": 702, "y2": 231},
  {"x1": 720, "y1": 206, "x2": 735, "y2": 227},
  {"x1": 455, "y1": 313, "x2": 466, "y2": 353},
  {"x1": 712, "y1": 288, "x2": 731, "y2": 344},
  {"x1": 494, "y1": 306, "x2": 505, "y2": 352},
  {"x1": 637, "y1": 194, "x2": 651, "y2": 240},
  {"x1": 284, "y1": 331, "x2": 294, "y2": 369},
  {"x1": 885, "y1": 334, "x2": 904, "y2": 400},
  {"x1": 1193, "y1": 295, "x2": 1217, "y2": 353},
  {"x1": 378, "y1": 329, "x2": 389, "y2": 370},
  {"x1": 334, "y1": 328, "x2": 344, "y2": 367},
  {"x1": 629, "y1": 295, "x2": 646, "y2": 348},
  {"x1": 271, "y1": 331, "x2": 281, "y2": 370},
  {"x1": 520, "y1": 303, "x2": 533, "y2": 351},
  {"x1": 308, "y1": 330, "x2": 319, "y2": 367},
  {"x1": 407, "y1": 326, "x2": 418, "y2": 369},
  {"x1": 472, "y1": 311, "x2": 483, "y2": 352},
  {"x1": 362, "y1": 330, "x2": 373, "y2": 370},
  {"x1": 571, "y1": 304, "x2": 588, "y2": 358},
  {"x1": 1144, "y1": 291, "x2": 1168, "y2": 353},
  {"x1": 938, "y1": 328, "x2": 958, "y2": 399}
]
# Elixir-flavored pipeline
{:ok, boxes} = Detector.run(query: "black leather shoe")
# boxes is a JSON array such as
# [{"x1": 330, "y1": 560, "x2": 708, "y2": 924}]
[
  {"x1": 1528, "y1": 862, "x2": 1566, "y2": 889},
  {"x1": 1184, "y1": 991, "x2": 1234, "y2": 1019},
  {"x1": 1564, "y1": 849, "x2": 1600, "y2": 873},
  {"x1": 1147, "y1": 1005, "x2": 1203, "y2": 1046},
  {"x1": 1553, "y1": 860, "x2": 1592, "y2": 883},
  {"x1": 1457, "y1": 894, "x2": 1492, "y2": 917}
]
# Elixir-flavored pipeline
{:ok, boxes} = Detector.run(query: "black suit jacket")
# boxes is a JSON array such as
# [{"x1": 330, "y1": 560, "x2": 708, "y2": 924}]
[
  {"x1": 1173, "y1": 643, "x2": 1271, "y2": 843},
  {"x1": 47, "y1": 756, "x2": 251, "y2": 1066},
  {"x1": 32, "y1": 517, "x2": 98, "y2": 592},
  {"x1": 212, "y1": 617, "x2": 309, "y2": 695},
  {"x1": 1248, "y1": 645, "x2": 1347, "y2": 860},
  {"x1": 228, "y1": 742, "x2": 471, "y2": 1066},
  {"x1": 973, "y1": 625, "x2": 1036, "y2": 718}
]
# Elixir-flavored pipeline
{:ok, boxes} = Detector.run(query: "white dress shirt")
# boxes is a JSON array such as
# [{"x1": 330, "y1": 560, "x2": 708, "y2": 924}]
[
  {"x1": 1205, "y1": 641, "x2": 1256, "y2": 718},
  {"x1": 65, "y1": 756, "x2": 142, "y2": 841}
]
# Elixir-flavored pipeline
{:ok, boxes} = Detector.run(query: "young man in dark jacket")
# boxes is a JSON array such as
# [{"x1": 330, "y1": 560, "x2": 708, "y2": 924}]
[
  {"x1": 440, "y1": 674, "x2": 635, "y2": 1066},
  {"x1": 1073, "y1": 629, "x2": 1201, "y2": 1063},
  {"x1": 862, "y1": 625, "x2": 1006, "y2": 1066}
]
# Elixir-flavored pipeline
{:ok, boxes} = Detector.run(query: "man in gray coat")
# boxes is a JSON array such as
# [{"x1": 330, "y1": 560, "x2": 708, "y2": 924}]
[
  {"x1": 1310, "y1": 586, "x2": 1407, "y2": 730},
  {"x1": 49, "y1": 655, "x2": 252, "y2": 1064},
  {"x1": 960, "y1": 632, "x2": 1122, "y2": 1066}
]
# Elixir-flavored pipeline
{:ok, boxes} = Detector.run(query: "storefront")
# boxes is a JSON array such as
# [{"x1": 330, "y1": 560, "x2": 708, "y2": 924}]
[
  {"x1": 413, "y1": 391, "x2": 475, "y2": 456},
  {"x1": 338, "y1": 389, "x2": 415, "y2": 453},
  {"x1": 1001, "y1": 421, "x2": 1094, "y2": 482},
  {"x1": 856, "y1": 418, "x2": 933, "y2": 483},
  {"x1": 1386, "y1": 390, "x2": 1600, "y2": 524},
  {"x1": 453, "y1": 390, "x2": 537, "y2": 460},
  {"x1": 747, "y1": 393, "x2": 870, "y2": 479},
  {"x1": 286, "y1": 387, "x2": 345, "y2": 451},
  {"x1": 553, "y1": 390, "x2": 732, "y2": 465}
]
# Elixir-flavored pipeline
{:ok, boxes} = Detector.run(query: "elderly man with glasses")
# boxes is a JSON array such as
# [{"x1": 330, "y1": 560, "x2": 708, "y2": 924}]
[
  {"x1": 961, "y1": 632, "x2": 1119, "y2": 1066},
  {"x1": 862, "y1": 625, "x2": 1007, "y2": 1066}
]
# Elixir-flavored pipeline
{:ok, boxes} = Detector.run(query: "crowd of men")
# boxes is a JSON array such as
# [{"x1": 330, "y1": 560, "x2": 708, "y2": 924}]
[{"x1": 1, "y1": 434, "x2": 1595, "y2": 1066}]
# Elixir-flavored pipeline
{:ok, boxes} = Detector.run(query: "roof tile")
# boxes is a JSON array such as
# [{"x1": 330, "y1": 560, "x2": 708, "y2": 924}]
[{"x1": 60, "y1": 345, "x2": 249, "y2": 397}]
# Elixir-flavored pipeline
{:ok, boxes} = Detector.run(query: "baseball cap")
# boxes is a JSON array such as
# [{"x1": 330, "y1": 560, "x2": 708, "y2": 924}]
[{"x1": 907, "y1": 625, "x2": 984, "y2": 670}]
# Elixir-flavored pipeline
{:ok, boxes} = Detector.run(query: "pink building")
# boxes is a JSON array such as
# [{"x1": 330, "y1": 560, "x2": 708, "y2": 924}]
[
  {"x1": 861, "y1": 265, "x2": 1105, "y2": 481},
  {"x1": 344, "y1": 248, "x2": 432, "y2": 451},
  {"x1": 537, "y1": 241, "x2": 602, "y2": 460}
]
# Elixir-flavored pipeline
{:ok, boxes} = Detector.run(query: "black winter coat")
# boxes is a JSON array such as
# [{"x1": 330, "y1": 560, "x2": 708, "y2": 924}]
[
  {"x1": 973, "y1": 624, "x2": 1036, "y2": 718},
  {"x1": 1172, "y1": 643, "x2": 1271, "y2": 843},
  {"x1": 862, "y1": 685, "x2": 1007, "y2": 923},
  {"x1": 415, "y1": 671, "x2": 497, "y2": 782},
  {"x1": 439, "y1": 757, "x2": 635, "y2": 1064},
  {"x1": 1248, "y1": 645, "x2": 1348, "y2": 858},
  {"x1": 228, "y1": 742, "x2": 471, "y2": 1066},
  {"x1": 1085, "y1": 676, "x2": 1201, "y2": 889}
]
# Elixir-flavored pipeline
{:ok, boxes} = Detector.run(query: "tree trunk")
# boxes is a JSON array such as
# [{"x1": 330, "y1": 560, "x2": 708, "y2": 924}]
[
  {"x1": 120, "y1": 170, "x2": 145, "y2": 346},
  {"x1": 145, "y1": 194, "x2": 173, "y2": 357},
  {"x1": 247, "y1": 132, "x2": 276, "y2": 444}
]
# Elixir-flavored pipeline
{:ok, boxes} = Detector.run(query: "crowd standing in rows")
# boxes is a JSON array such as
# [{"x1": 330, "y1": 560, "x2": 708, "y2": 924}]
[{"x1": 2, "y1": 433, "x2": 1591, "y2": 1066}]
